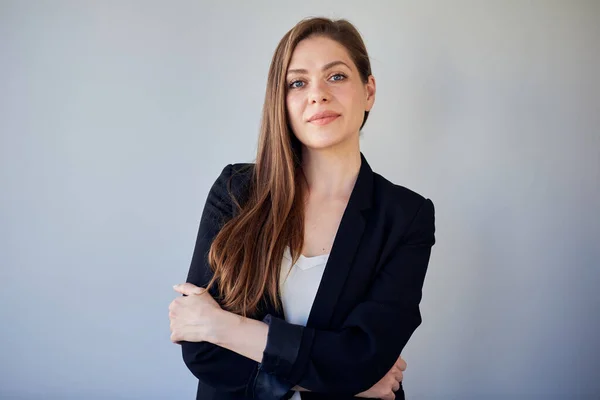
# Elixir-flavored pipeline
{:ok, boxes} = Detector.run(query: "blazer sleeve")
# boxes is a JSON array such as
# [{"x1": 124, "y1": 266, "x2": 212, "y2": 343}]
[
  {"x1": 256, "y1": 197, "x2": 436, "y2": 395},
  {"x1": 180, "y1": 164, "x2": 259, "y2": 396}
]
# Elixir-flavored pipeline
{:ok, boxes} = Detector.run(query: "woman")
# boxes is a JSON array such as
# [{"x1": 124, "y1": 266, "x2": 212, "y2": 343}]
[{"x1": 169, "y1": 17, "x2": 436, "y2": 400}]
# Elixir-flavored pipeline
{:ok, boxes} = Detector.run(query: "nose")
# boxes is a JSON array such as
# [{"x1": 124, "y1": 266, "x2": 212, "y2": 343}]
[{"x1": 308, "y1": 81, "x2": 330, "y2": 104}]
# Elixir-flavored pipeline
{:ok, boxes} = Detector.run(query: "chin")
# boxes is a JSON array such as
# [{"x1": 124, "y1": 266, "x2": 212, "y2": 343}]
[
  {"x1": 299, "y1": 134, "x2": 349, "y2": 151},
  {"x1": 292, "y1": 122, "x2": 357, "y2": 150}
]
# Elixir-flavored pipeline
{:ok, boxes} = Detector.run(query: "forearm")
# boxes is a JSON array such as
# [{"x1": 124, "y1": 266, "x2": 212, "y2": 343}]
[
  {"x1": 210, "y1": 309, "x2": 269, "y2": 363},
  {"x1": 209, "y1": 311, "x2": 397, "y2": 396},
  {"x1": 210, "y1": 310, "x2": 316, "y2": 393}
]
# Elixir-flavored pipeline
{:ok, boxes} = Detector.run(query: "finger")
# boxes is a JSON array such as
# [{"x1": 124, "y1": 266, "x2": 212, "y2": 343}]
[
  {"x1": 396, "y1": 355, "x2": 406, "y2": 370},
  {"x1": 396, "y1": 355, "x2": 407, "y2": 371},
  {"x1": 391, "y1": 366, "x2": 403, "y2": 381},
  {"x1": 173, "y1": 283, "x2": 204, "y2": 296},
  {"x1": 170, "y1": 328, "x2": 186, "y2": 345},
  {"x1": 392, "y1": 380, "x2": 400, "y2": 392}
]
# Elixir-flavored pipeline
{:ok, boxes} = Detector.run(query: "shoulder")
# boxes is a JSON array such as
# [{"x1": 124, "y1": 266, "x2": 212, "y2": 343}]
[
  {"x1": 210, "y1": 162, "x2": 255, "y2": 211},
  {"x1": 228, "y1": 162, "x2": 255, "y2": 195},
  {"x1": 371, "y1": 171, "x2": 435, "y2": 231},
  {"x1": 372, "y1": 171, "x2": 432, "y2": 209},
  {"x1": 230, "y1": 162, "x2": 255, "y2": 182},
  {"x1": 212, "y1": 162, "x2": 254, "y2": 187}
]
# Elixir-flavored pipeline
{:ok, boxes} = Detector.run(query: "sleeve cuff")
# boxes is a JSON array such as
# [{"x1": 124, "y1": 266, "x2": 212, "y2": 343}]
[
  {"x1": 260, "y1": 314, "x2": 304, "y2": 377},
  {"x1": 250, "y1": 314, "x2": 304, "y2": 399},
  {"x1": 252, "y1": 363, "x2": 294, "y2": 400}
]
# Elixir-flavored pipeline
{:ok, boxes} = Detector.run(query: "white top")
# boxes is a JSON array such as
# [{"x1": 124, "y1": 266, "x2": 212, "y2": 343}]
[{"x1": 280, "y1": 246, "x2": 330, "y2": 400}]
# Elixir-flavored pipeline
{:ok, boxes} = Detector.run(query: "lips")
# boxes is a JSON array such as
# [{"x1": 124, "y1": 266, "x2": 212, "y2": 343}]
[
  {"x1": 308, "y1": 110, "x2": 341, "y2": 122},
  {"x1": 309, "y1": 115, "x2": 339, "y2": 126}
]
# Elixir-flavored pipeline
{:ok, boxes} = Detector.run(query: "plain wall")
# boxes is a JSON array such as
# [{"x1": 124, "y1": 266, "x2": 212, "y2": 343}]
[{"x1": 1, "y1": 1, "x2": 598, "y2": 399}]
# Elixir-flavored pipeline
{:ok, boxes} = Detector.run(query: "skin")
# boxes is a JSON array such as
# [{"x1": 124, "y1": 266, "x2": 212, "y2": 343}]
[
  {"x1": 170, "y1": 37, "x2": 407, "y2": 399},
  {"x1": 169, "y1": 283, "x2": 406, "y2": 399},
  {"x1": 287, "y1": 35, "x2": 375, "y2": 203}
]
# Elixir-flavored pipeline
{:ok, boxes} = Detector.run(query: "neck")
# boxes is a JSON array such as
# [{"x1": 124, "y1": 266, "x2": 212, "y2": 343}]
[{"x1": 301, "y1": 143, "x2": 361, "y2": 200}]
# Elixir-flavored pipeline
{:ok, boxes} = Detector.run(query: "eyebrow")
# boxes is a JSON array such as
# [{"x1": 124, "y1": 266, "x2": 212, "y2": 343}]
[{"x1": 286, "y1": 60, "x2": 351, "y2": 75}]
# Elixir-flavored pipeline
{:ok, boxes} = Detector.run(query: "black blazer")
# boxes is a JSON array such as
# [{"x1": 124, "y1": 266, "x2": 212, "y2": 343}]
[{"x1": 182, "y1": 152, "x2": 436, "y2": 400}]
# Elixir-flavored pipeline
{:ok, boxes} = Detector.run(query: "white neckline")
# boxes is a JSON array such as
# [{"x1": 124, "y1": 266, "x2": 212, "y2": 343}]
[{"x1": 284, "y1": 246, "x2": 330, "y2": 270}]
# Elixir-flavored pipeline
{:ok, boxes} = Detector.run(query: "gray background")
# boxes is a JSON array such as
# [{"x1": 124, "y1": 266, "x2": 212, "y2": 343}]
[{"x1": 1, "y1": 1, "x2": 599, "y2": 399}]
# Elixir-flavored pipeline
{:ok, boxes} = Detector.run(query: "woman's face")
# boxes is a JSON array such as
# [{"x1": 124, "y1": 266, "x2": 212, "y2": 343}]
[{"x1": 285, "y1": 36, "x2": 376, "y2": 151}]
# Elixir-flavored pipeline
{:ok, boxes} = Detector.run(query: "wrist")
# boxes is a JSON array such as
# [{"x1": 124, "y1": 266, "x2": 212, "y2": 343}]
[{"x1": 209, "y1": 309, "x2": 241, "y2": 345}]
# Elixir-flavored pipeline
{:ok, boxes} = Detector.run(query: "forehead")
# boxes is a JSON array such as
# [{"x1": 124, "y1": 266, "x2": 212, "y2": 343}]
[{"x1": 288, "y1": 36, "x2": 353, "y2": 70}]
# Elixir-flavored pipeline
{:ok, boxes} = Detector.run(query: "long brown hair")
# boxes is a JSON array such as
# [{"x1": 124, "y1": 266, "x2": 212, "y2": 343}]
[{"x1": 205, "y1": 17, "x2": 373, "y2": 317}]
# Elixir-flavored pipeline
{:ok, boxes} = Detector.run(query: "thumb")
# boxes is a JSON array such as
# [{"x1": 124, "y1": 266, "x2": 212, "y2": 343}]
[{"x1": 173, "y1": 283, "x2": 205, "y2": 296}]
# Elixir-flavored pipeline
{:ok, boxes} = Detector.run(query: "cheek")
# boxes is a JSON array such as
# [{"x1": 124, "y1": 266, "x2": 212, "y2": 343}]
[
  {"x1": 286, "y1": 95, "x2": 304, "y2": 121},
  {"x1": 342, "y1": 89, "x2": 366, "y2": 118},
  {"x1": 338, "y1": 86, "x2": 363, "y2": 106}
]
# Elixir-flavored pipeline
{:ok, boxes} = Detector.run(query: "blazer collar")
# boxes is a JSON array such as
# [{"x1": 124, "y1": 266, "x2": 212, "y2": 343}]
[
  {"x1": 352, "y1": 151, "x2": 374, "y2": 211},
  {"x1": 304, "y1": 151, "x2": 374, "y2": 329}
]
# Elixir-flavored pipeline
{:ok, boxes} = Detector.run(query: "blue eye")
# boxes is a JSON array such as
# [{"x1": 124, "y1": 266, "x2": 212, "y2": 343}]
[{"x1": 288, "y1": 74, "x2": 347, "y2": 90}]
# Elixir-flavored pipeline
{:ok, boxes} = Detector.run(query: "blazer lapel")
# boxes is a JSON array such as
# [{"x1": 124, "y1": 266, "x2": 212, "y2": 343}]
[{"x1": 306, "y1": 152, "x2": 374, "y2": 329}]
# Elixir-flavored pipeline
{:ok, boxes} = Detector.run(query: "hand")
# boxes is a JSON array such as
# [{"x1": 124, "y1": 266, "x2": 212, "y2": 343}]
[
  {"x1": 169, "y1": 283, "x2": 223, "y2": 344},
  {"x1": 355, "y1": 354, "x2": 407, "y2": 399}
]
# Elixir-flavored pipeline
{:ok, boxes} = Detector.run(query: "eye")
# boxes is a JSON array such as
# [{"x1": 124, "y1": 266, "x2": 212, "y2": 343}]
[
  {"x1": 288, "y1": 73, "x2": 347, "y2": 90},
  {"x1": 289, "y1": 80, "x2": 304, "y2": 89}
]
